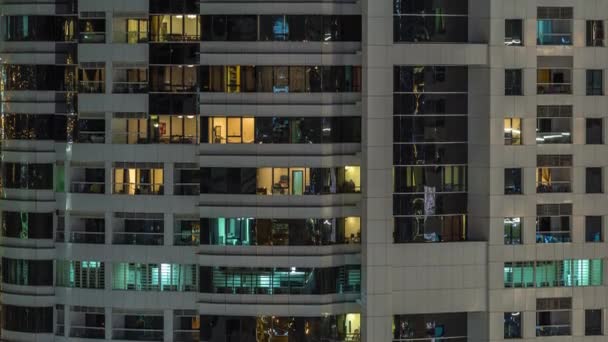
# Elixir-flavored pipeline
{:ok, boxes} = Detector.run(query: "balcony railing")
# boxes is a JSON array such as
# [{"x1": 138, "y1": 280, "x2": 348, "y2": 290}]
[
  {"x1": 174, "y1": 183, "x2": 200, "y2": 196},
  {"x1": 112, "y1": 328, "x2": 163, "y2": 341},
  {"x1": 536, "y1": 132, "x2": 571, "y2": 144},
  {"x1": 173, "y1": 331, "x2": 199, "y2": 342},
  {"x1": 536, "y1": 325, "x2": 571, "y2": 336},
  {"x1": 71, "y1": 181, "x2": 105, "y2": 194},
  {"x1": 393, "y1": 338, "x2": 467, "y2": 342},
  {"x1": 70, "y1": 326, "x2": 105, "y2": 339},
  {"x1": 113, "y1": 232, "x2": 164, "y2": 245},
  {"x1": 537, "y1": 83, "x2": 571, "y2": 94},
  {"x1": 80, "y1": 32, "x2": 106, "y2": 43},
  {"x1": 70, "y1": 231, "x2": 105, "y2": 244},
  {"x1": 77, "y1": 131, "x2": 106, "y2": 143},
  {"x1": 536, "y1": 231, "x2": 571, "y2": 243},
  {"x1": 174, "y1": 233, "x2": 200, "y2": 246},
  {"x1": 536, "y1": 181, "x2": 571, "y2": 193},
  {"x1": 80, "y1": 81, "x2": 105, "y2": 93},
  {"x1": 112, "y1": 132, "x2": 198, "y2": 145},
  {"x1": 113, "y1": 31, "x2": 149, "y2": 44},
  {"x1": 113, "y1": 83, "x2": 149, "y2": 94},
  {"x1": 113, "y1": 183, "x2": 164, "y2": 195}
]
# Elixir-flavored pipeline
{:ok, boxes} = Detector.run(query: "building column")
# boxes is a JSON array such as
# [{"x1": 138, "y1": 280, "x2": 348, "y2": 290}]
[
  {"x1": 105, "y1": 307, "x2": 113, "y2": 340},
  {"x1": 164, "y1": 309, "x2": 173, "y2": 342}
]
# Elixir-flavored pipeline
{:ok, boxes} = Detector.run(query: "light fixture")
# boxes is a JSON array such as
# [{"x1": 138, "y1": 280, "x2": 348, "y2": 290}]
[
  {"x1": 178, "y1": 115, "x2": 183, "y2": 119},
  {"x1": 187, "y1": 115, "x2": 194, "y2": 119},
  {"x1": 187, "y1": 15, "x2": 197, "y2": 19},
  {"x1": 175, "y1": 15, "x2": 183, "y2": 19}
]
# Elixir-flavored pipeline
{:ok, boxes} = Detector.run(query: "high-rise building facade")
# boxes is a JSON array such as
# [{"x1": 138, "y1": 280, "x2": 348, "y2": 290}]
[{"x1": 1, "y1": 0, "x2": 607, "y2": 341}]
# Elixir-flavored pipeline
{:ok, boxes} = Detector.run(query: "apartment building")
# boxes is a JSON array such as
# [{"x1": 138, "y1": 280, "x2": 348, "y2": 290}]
[{"x1": 0, "y1": 0, "x2": 607, "y2": 341}]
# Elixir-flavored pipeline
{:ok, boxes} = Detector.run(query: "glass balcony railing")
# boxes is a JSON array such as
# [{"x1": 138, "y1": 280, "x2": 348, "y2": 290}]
[
  {"x1": 113, "y1": 232, "x2": 164, "y2": 246},
  {"x1": 536, "y1": 131, "x2": 571, "y2": 144},
  {"x1": 537, "y1": 83, "x2": 571, "y2": 94},
  {"x1": 174, "y1": 183, "x2": 200, "y2": 196},
  {"x1": 70, "y1": 231, "x2": 105, "y2": 244},
  {"x1": 536, "y1": 231, "x2": 571, "y2": 243},
  {"x1": 536, "y1": 181, "x2": 571, "y2": 193},
  {"x1": 113, "y1": 183, "x2": 164, "y2": 195},
  {"x1": 71, "y1": 181, "x2": 105, "y2": 194},
  {"x1": 70, "y1": 326, "x2": 105, "y2": 339},
  {"x1": 112, "y1": 329, "x2": 163, "y2": 341}
]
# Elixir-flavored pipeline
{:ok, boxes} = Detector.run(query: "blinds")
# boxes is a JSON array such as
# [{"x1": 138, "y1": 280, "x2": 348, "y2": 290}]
[
  {"x1": 504, "y1": 259, "x2": 603, "y2": 288},
  {"x1": 112, "y1": 263, "x2": 197, "y2": 291},
  {"x1": 56, "y1": 260, "x2": 105, "y2": 289}
]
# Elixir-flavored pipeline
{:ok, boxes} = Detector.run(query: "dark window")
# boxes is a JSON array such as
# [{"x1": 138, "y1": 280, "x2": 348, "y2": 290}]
[
  {"x1": 393, "y1": 1, "x2": 469, "y2": 43},
  {"x1": 586, "y1": 118, "x2": 603, "y2": 144},
  {"x1": 199, "y1": 168, "x2": 256, "y2": 194},
  {"x1": 149, "y1": 43, "x2": 199, "y2": 64},
  {"x1": 505, "y1": 19, "x2": 523, "y2": 46},
  {"x1": 536, "y1": 297, "x2": 571, "y2": 336},
  {"x1": 505, "y1": 69, "x2": 523, "y2": 95},
  {"x1": 1, "y1": 163, "x2": 53, "y2": 190},
  {"x1": 587, "y1": 20, "x2": 604, "y2": 46},
  {"x1": 504, "y1": 217, "x2": 522, "y2": 245},
  {"x1": 587, "y1": 70, "x2": 604, "y2": 95},
  {"x1": 2, "y1": 305, "x2": 53, "y2": 333},
  {"x1": 2, "y1": 258, "x2": 53, "y2": 286},
  {"x1": 585, "y1": 309, "x2": 602, "y2": 336},
  {"x1": 2, "y1": 64, "x2": 76, "y2": 91},
  {"x1": 394, "y1": 66, "x2": 468, "y2": 93},
  {"x1": 585, "y1": 216, "x2": 603, "y2": 242},
  {"x1": 394, "y1": 116, "x2": 467, "y2": 143},
  {"x1": 394, "y1": 143, "x2": 468, "y2": 165},
  {"x1": 586, "y1": 167, "x2": 603, "y2": 194},
  {"x1": 2, "y1": 212, "x2": 53, "y2": 239},
  {"x1": 149, "y1": 65, "x2": 198, "y2": 92},
  {"x1": 394, "y1": 215, "x2": 467, "y2": 243},
  {"x1": 504, "y1": 312, "x2": 522, "y2": 338},
  {"x1": 505, "y1": 168, "x2": 522, "y2": 194},
  {"x1": 149, "y1": 0, "x2": 198, "y2": 13},
  {"x1": 3, "y1": 16, "x2": 75, "y2": 41}
]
